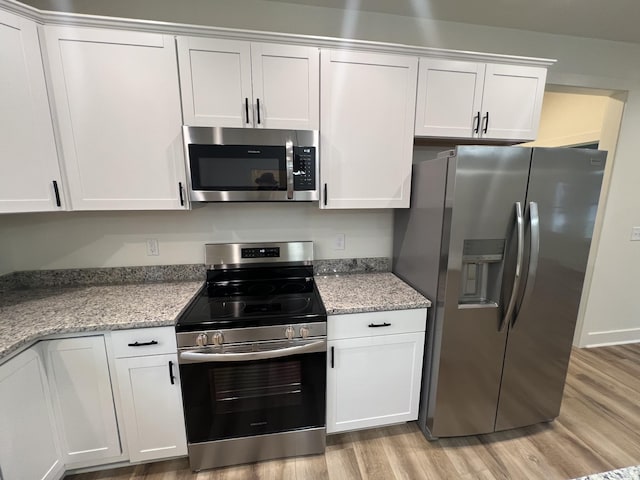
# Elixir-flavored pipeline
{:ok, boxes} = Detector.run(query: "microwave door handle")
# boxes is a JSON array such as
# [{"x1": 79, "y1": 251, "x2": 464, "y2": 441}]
[{"x1": 286, "y1": 140, "x2": 294, "y2": 199}]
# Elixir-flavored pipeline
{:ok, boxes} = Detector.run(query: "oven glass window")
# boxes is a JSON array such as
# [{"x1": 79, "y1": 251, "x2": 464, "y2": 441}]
[
  {"x1": 179, "y1": 351, "x2": 326, "y2": 443},
  {"x1": 189, "y1": 145, "x2": 286, "y2": 191}
]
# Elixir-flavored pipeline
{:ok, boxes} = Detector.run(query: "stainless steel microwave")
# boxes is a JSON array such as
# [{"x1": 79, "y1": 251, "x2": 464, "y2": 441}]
[{"x1": 183, "y1": 126, "x2": 319, "y2": 202}]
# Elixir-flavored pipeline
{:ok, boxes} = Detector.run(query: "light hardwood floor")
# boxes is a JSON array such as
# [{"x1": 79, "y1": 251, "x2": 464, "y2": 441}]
[{"x1": 66, "y1": 344, "x2": 640, "y2": 480}]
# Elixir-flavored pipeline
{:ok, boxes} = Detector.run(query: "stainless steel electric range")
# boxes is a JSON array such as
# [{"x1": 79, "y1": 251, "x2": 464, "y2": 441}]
[{"x1": 175, "y1": 241, "x2": 327, "y2": 471}]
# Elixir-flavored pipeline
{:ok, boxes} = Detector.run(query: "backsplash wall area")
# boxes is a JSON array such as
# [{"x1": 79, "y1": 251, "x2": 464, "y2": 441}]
[{"x1": 0, "y1": 203, "x2": 393, "y2": 273}]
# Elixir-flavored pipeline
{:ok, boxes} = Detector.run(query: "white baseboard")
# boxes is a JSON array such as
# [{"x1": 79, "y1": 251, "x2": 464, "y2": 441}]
[{"x1": 581, "y1": 327, "x2": 640, "y2": 348}]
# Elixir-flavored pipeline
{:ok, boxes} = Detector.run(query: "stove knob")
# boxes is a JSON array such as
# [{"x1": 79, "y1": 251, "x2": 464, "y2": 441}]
[
  {"x1": 196, "y1": 333, "x2": 208, "y2": 347},
  {"x1": 285, "y1": 326, "x2": 295, "y2": 340},
  {"x1": 212, "y1": 331, "x2": 224, "y2": 346},
  {"x1": 299, "y1": 326, "x2": 310, "y2": 339}
]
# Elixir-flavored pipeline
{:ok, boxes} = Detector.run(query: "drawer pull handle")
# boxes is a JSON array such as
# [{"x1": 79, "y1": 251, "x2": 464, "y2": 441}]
[
  {"x1": 128, "y1": 340, "x2": 158, "y2": 347},
  {"x1": 368, "y1": 322, "x2": 391, "y2": 328}
]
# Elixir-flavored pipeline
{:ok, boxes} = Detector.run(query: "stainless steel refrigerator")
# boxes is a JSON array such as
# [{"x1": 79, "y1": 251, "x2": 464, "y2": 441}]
[{"x1": 393, "y1": 146, "x2": 606, "y2": 438}]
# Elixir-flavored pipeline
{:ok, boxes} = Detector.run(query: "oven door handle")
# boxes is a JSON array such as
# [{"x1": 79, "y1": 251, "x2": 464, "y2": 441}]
[{"x1": 179, "y1": 339, "x2": 326, "y2": 363}]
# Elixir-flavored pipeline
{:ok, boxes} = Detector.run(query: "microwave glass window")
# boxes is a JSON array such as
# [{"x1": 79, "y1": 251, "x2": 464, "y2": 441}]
[
  {"x1": 189, "y1": 144, "x2": 287, "y2": 191},
  {"x1": 198, "y1": 158, "x2": 285, "y2": 190}
]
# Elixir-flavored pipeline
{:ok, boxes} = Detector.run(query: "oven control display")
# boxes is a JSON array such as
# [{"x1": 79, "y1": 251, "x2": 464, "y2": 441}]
[{"x1": 241, "y1": 247, "x2": 280, "y2": 258}]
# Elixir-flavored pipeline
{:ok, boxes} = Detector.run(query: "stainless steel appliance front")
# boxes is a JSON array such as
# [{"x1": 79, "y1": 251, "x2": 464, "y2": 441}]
[
  {"x1": 393, "y1": 146, "x2": 607, "y2": 438},
  {"x1": 177, "y1": 333, "x2": 327, "y2": 471},
  {"x1": 183, "y1": 126, "x2": 319, "y2": 202},
  {"x1": 175, "y1": 241, "x2": 327, "y2": 471}
]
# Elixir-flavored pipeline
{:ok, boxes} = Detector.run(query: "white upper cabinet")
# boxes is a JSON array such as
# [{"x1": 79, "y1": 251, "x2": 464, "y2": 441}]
[
  {"x1": 0, "y1": 11, "x2": 65, "y2": 214},
  {"x1": 414, "y1": 59, "x2": 485, "y2": 139},
  {"x1": 320, "y1": 50, "x2": 418, "y2": 209},
  {"x1": 415, "y1": 58, "x2": 546, "y2": 141},
  {"x1": 481, "y1": 64, "x2": 547, "y2": 140},
  {"x1": 44, "y1": 26, "x2": 187, "y2": 210},
  {"x1": 177, "y1": 37, "x2": 319, "y2": 129}
]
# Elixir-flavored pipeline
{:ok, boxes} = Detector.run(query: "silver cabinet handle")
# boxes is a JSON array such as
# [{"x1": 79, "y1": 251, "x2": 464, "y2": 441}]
[
  {"x1": 179, "y1": 339, "x2": 326, "y2": 363},
  {"x1": 513, "y1": 202, "x2": 540, "y2": 328},
  {"x1": 500, "y1": 202, "x2": 524, "y2": 332},
  {"x1": 286, "y1": 140, "x2": 294, "y2": 200}
]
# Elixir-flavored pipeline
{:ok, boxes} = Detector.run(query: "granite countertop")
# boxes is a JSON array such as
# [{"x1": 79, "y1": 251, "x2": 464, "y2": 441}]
[
  {"x1": 0, "y1": 281, "x2": 202, "y2": 361},
  {"x1": 315, "y1": 272, "x2": 431, "y2": 315},
  {"x1": 573, "y1": 465, "x2": 640, "y2": 480},
  {"x1": 0, "y1": 265, "x2": 432, "y2": 363}
]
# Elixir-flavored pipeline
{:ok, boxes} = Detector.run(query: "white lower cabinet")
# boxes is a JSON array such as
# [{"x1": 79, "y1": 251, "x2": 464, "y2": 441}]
[
  {"x1": 111, "y1": 328, "x2": 187, "y2": 463},
  {"x1": 40, "y1": 336, "x2": 122, "y2": 466},
  {"x1": 0, "y1": 348, "x2": 64, "y2": 480},
  {"x1": 326, "y1": 309, "x2": 427, "y2": 434}
]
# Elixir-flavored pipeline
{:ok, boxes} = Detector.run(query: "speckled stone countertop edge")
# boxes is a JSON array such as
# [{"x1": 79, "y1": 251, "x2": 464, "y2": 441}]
[
  {"x1": 0, "y1": 281, "x2": 204, "y2": 365},
  {"x1": 572, "y1": 465, "x2": 640, "y2": 480},
  {"x1": 1, "y1": 269, "x2": 431, "y2": 363},
  {"x1": 315, "y1": 272, "x2": 432, "y2": 316},
  {"x1": 324, "y1": 303, "x2": 431, "y2": 316},
  {"x1": 0, "y1": 319, "x2": 177, "y2": 362}
]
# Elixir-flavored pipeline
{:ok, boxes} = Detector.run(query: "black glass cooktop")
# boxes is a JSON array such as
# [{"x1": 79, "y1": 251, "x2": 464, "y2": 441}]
[{"x1": 175, "y1": 266, "x2": 326, "y2": 332}]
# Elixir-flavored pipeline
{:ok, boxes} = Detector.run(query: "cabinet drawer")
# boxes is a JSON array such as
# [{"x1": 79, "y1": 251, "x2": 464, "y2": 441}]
[
  {"x1": 328, "y1": 309, "x2": 427, "y2": 340},
  {"x1": 110, "y1": 327, "x2": 177, "y2": 358}
]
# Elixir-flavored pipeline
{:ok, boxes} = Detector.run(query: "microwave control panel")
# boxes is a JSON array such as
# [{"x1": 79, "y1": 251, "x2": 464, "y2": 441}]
[{"x1": 293, "y1": 147, "x2": 316, "y2": 191}]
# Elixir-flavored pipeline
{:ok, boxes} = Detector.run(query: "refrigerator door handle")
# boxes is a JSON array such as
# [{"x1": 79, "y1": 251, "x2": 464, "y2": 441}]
[
  {"x1": 512, "y1": 201, "x2": 540, "y2": 328},
  {"x1": 500, "y1": 201, "x2": 524, "y2": 332}
]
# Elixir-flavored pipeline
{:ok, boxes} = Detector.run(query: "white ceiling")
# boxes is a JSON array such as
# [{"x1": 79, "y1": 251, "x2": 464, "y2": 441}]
[{"x1": 264, "y1": 0, "x2": 640, "y2": 44}]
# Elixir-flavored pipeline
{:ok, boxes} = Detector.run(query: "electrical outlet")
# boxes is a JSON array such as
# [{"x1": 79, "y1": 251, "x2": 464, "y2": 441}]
[
  {"x1": 334, "y1": 233, "x2": 345, "y2": 250},
  {"x1": 146, "y1": 238, "x2": 160, "y2": 256},
  {"x1": 632, "y1": 227, "x2": 640, "y2": 241}
]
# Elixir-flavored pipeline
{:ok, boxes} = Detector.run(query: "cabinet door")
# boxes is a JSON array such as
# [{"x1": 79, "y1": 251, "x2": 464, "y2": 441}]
[
  {"x1": 320, "y1": 50, "x2": 417, "y2": 209},
  {"x1": 414, "y1": 58, "x2": 485, "y2": 138},
  {"x1": 0, "y1": 348, "x2": 64, "y2": 480},
  {"x1": 177, "y1": 36, "x2": 253, "y2": 127},
  {"x1": 0, "y1": 11, "x2": 64, "y2": 213},
  {"x1": 326, "y1": 332, "x2": 425, "y2": 434},
  {"x1": 42, "y1": 336, "x2": 121, "y2": 466},
  {"x1": 115, "y1": 354, "x2": 187, "y2": 463},
  {"x1": 481, "y1": 63, "x2": 546, "y2": 141},
  {"x1": 44, "y1": 26, "x2": 186, "y2": 210},
  {"x1": 250, "y1": 43, "x2": 319, "y2": 130}
]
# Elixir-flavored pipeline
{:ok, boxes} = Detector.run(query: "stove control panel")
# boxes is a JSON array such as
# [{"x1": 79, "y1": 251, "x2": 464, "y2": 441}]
[
  {"x1": 176, "y1": 322, "x2": 327, "y2": 349},
  {"x1": 241, "y1": 247, "x2": 280, "y2": 259}
]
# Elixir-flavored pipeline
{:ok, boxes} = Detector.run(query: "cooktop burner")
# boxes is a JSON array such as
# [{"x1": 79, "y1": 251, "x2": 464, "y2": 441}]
[{"x1": 175, "y1": 256, "x2": 326, "y2": 333}]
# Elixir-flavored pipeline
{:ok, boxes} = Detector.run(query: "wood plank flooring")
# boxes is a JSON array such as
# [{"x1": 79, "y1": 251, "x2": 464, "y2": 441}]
[{"x1": 66, "y1": 344, "x2": 640, "y2": 480}]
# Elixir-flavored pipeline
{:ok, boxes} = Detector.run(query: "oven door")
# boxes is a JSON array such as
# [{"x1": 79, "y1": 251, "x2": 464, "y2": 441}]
[{"x1": 178, "y1": 338, "x2": 326, "y2": 444}]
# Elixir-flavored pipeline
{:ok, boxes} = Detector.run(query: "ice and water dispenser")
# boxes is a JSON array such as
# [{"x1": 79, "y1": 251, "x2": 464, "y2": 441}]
[{"x1": 459, "y1": 239, "x2": 505, "y2": 307}]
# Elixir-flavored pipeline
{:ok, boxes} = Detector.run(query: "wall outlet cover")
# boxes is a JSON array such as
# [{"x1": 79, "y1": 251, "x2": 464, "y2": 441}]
[{"x1": 146, "y1": 238, "x2": 160, "y2": 256}]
